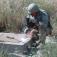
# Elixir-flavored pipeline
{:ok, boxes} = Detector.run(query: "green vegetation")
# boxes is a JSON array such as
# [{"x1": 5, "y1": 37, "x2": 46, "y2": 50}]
[
  {"x1": 0, "y1": 43, "x2": 57, "y2": 57},
  {"x1": 28, "y1": 43, "x2": 57, "y2": 57},
  {"x1": 43, "y1": 43, "x2": 57, "y2": 57},
  {"x1": 0, "y1": 50, "x2": 8, "y2": 57},
  {"x1": 0, "y1": 46, "x2": 8, "y2": 57}
]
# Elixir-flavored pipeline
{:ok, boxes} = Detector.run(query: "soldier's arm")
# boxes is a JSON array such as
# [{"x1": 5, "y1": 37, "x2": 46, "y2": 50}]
[{"x1": 25, "y1": 16, "x2": 30, "y2": 27}]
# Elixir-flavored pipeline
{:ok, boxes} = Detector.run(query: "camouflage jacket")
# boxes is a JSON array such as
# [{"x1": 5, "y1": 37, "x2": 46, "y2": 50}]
[{"x1": 25, "y1": 9, "x2": 51, "y2": 28}]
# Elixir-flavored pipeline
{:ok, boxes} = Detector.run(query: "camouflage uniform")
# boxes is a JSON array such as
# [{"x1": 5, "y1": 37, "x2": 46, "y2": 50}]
[{"x1": 24, "y1": 3, "x2": 52, "y2": 45}]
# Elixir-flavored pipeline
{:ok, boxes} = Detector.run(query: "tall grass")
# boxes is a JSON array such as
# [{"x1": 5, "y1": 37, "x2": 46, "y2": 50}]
[
  {"x1": 0, "y1": 0, "x2": 56, "y2": 32},
  {"x1": 0, "y1": 50, "x2": 8, "y2": 57},
  {"x1": 43, "y1": 43, "x2": 57, "y2": 57},
  {"x1": 0, "y1": 45, "x2": 8, "y2": 57}
]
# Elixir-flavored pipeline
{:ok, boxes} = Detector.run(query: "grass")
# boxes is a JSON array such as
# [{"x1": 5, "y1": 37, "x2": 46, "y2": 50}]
[
  {"x1": 27, "y1": 43, "x2": 57, "y2": 57},
  {"x1": 0, "y1": 50, "x2": 8, "y2": 57},
  {"x1": 0, "y1": 45, "x2": 8, "y2": 57},
  {"x1": 0, "y1": 0, "x2": 56, "y2": 32},
  {"x1": 42, "y1": 43, "x2": 57, "y2": 57},
  {"x1": 0, "y1": 43, "x2": 57, "y2": 57}
]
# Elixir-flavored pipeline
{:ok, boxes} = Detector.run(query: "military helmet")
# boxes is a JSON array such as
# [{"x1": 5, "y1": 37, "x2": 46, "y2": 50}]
[{"x1": 27, "y1": 3, "x2": 39, "y2": 14}]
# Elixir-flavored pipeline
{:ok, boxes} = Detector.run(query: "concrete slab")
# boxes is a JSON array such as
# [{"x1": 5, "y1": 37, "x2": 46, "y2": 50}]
[{"x1": 0, "y1": 33, "x2": 31, "y2": 46}]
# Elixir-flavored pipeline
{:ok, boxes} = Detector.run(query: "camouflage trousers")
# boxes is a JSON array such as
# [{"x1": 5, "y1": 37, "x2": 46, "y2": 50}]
[{"x1": 24, "y1": 25, "x2": 46, "y2": 45}]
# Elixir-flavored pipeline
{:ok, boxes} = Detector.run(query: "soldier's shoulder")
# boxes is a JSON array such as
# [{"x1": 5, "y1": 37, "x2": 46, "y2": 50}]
[{"x1": 40, "y1": 9, "x2": 48, "y2": 16}]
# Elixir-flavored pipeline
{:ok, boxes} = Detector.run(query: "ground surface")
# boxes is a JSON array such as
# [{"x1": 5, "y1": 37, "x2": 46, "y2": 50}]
[
  {"x1": 0, "y1": 33, "x2": 31, "y2": 45},
  {"x1": 0, "y1": 33, "x2": 57, "y2": 57}
]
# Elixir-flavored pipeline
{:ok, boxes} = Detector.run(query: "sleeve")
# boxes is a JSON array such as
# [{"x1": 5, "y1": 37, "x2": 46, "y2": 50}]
[{"x1": 42, "y1": 12, "x2": 49, "y2": 28}]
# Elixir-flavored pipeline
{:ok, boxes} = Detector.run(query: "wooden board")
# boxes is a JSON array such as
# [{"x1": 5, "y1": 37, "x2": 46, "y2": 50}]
[{"x1": 0, "y1": 33, "x2": 31, "y2": 45}]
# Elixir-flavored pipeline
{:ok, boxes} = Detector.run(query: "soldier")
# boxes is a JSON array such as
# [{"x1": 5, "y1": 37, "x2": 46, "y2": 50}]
[
  {"x1": 23, "y1": 3, "x2": 53, "y2": 54},
  {"x1": 24, "y1": 3, "x2": 52, "y2": 36}
]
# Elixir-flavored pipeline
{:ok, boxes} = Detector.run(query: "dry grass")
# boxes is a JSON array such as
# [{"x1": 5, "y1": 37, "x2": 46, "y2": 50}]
[{"x1": 0, "y1": 0, "x2": 57, "y2": 33}]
